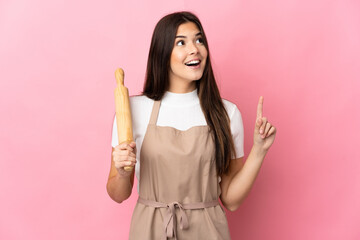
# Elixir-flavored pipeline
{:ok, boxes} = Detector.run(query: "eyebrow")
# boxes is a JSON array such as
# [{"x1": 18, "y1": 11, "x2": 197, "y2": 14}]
[{"x1": 175, "y1": 32, "x2": 202, "y2": 38}]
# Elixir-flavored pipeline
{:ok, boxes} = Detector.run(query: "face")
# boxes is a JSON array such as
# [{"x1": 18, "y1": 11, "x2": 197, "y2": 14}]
[{"x1": 168, "y1": 22, "x2": 208, "y2": 91}]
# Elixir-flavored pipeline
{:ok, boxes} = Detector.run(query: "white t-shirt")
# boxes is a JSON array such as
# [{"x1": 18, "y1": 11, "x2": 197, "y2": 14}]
[{"x1": 111, "y1": 89, "x2": 244, "y2": 194}]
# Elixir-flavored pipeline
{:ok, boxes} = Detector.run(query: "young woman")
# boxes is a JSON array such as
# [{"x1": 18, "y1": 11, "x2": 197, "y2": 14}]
[{"x1": 107, "y1": 11, "x2": 276, "y2": 240}]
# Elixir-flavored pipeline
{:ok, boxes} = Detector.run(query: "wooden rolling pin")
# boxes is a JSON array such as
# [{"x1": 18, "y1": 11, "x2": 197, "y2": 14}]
[{"x1": 114, "y1": 68, "x2": 134, "y2": 172}]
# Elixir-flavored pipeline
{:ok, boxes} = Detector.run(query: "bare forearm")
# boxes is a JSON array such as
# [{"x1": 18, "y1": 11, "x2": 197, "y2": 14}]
[
  {"x1": 106, "y1": 174, "x2": 132, "y2": 203},
  {"x1": 226, "y1": 145, "x2": 267, "y2": 210},
  {"x1": 222, "y1": 96, "x2": 276, "y2": 211}
]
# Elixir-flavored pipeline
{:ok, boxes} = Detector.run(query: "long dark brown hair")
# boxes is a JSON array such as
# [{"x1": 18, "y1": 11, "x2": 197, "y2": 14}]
[{"x1": 142, "y1": 11, "x2": 236, "y2": 176}]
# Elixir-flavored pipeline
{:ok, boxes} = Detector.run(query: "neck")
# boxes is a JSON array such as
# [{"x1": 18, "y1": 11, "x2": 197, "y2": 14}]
[
  {"x1": 167, "y1": 81, "x2": 197, "y2": 93},
  {"x1": 162, "y1": 88, "x2": 198, "y2": 106}
]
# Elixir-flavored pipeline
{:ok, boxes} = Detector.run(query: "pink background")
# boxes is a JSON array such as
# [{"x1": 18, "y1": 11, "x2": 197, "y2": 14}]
[{"x1": 1, "y1": 0, "x2": 359, "y2": 239}]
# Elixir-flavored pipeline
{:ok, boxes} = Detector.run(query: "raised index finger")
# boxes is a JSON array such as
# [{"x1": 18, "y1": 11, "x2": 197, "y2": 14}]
[{"x1": 257, "y1": 96, "x2": 263, "y2": 119}]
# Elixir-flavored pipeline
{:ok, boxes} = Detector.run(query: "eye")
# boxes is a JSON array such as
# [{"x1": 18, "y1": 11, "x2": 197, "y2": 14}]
[
  {"x1": 196, "y1": 38, "x2": 204, "y2": 44},
  {"x1": 176, "y1": 40, "x2": 185, "y2": 46}
]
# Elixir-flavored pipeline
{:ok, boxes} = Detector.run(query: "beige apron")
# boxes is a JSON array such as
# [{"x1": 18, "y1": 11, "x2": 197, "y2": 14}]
[{"x1": 129, "y1": 100, "x2": 231, "y2": 240}]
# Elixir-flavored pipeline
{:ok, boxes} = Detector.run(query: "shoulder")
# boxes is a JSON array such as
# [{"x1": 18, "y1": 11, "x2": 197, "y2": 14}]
[
  {"x1": 130, "y1": 94, "x2": 153, "y2": 104},
  {"x1": 221, "y1": 98, "x2": 241, "y2": 119},
  {"x1": 128, "y1": 95, "x2": 154, "y2": 122},
  {"x1": 129, "y1": 94, "x2": 154, "y2": 109}
]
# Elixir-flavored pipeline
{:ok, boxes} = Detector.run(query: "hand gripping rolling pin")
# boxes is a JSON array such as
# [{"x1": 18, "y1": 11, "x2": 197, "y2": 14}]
[{"x1": 114, "y1": 68, "x2": 134, "y2": 172}]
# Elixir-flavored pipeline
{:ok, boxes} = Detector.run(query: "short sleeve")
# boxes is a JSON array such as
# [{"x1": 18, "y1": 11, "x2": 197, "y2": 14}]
[
  {"x1": 111, "y1": 115, "x2": 119, "y2": 148},
  {"x1": 230, "y1": 105, "x2": 244, "y2": 159}
]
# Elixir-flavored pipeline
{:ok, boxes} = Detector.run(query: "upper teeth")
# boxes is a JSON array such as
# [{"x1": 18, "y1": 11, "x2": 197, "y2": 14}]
[{"x1": 186, "y1": 60, "x2": 200, "y2": 65}]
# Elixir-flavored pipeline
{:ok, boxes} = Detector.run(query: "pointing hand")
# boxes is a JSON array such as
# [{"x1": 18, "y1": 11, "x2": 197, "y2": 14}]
[{"x1": 254, "y1": 96, "x2": 276, "y2": 152}]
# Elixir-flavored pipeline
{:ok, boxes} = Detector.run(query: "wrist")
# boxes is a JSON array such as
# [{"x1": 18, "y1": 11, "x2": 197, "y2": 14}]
[
  {"x1": 116, "y1": 169, "x2": 132, "y2": 179},
  {"x1": 252, "y1": 144, "x2": 268, "y2": 158}
]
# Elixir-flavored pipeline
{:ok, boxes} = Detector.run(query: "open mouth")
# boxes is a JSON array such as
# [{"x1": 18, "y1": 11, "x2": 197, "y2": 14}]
[{"x1": 185, "y1": 60, "x2": 201, "y2": 67}]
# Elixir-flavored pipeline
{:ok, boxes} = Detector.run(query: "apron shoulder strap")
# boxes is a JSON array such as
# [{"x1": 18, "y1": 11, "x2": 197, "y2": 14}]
[{"x1": 149, "y1": 100, "x2": 161, "y2": 125}]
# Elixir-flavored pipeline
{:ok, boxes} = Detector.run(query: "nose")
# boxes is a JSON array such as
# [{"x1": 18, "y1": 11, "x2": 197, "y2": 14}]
[{"x1": 188, "y1": 42, "x2": 199, "y2": 55}]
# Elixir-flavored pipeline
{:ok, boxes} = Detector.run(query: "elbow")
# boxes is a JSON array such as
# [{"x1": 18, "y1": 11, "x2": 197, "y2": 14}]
[
  {"x1": 221, "y1": 195, "x2": 243, "y2": 212},
  {"x1": 106, "y1": 188, "x2": 126, "y2": 204},
  {"x1": 221, "y1": 198, "x2": 239, "y2": 212},
  {"x1": 224, "y1": 203, "x2": 239, "y2": 212},
  {"x1": 109, "y1": 196, "x2": 124, "y2": 204},
  {"x1": 114, "y1": 199, "x2": 124, "y2": 204}
]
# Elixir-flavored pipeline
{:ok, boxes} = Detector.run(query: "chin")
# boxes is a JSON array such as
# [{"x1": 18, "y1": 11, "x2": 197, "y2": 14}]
[
  {"x1": 194, "y1": 73, "x2": 205, "y2": 81},
  {"x1": 189, "y1": 71, "x2": 205, "y2": 80},
  {"x1": 187, "y1": 76, "x2": 202, "y2": 82}
]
